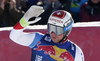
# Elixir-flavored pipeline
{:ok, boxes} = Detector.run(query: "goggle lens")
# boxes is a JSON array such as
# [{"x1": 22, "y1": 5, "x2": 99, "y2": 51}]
[{"x1": 48, "y1": 24, "x2": 64, "y2": 35}]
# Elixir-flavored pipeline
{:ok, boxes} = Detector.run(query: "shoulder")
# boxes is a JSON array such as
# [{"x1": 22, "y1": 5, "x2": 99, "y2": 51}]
[
  {"x1": 35, "y1": 32, "x2": 44, "y2": 37},
  {"x1": 33, "y1": 32, "x2": 45, "y2": 41},
  {"x1": 32, "y1": 32, "x2": 45, "y2": 43},
  {"x1": 74, "y1": 45, "x2": 84, "y2": 61},
  {"x1": 29, "y1": 32, "x2": 45, "y2": 48}
]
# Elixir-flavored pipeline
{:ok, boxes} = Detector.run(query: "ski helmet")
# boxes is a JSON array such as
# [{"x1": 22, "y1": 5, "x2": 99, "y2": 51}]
[{"x1": 47, "y1": 10, "x2": 74, "y2": 38}]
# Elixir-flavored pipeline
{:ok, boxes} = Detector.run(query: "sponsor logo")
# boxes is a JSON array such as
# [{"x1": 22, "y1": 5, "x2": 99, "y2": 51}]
[
  {"x1": 34, "y1": 41, "x2": 56, "y2": 56},
  {"x1": 50, "y1": 18, "x2": 63, "y2": 24},
  {"x1": 34, "y1": 41, "x2": 74, "y2": 61},
  {"x1": 58, "y1": 51, "x2": 74, "y2": 61},
  {"x1": 71, "y1": 44, "x2": 74, "y2": 51},
  {"x1": 44, "y1": 36, "x2": 51, "y2": 42},
  {"x1": 35, "y1": 55, "x2": 43, "y2": 61}
]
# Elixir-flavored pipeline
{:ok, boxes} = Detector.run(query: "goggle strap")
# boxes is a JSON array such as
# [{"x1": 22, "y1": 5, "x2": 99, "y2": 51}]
[{"x1": 64, "y1": 21, "x2": 73, "y2": 32}]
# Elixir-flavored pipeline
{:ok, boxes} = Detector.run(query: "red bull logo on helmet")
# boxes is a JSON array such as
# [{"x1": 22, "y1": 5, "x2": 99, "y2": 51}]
[{"x1": 34, "y1": 41, "x2": 74, "y2": 61}]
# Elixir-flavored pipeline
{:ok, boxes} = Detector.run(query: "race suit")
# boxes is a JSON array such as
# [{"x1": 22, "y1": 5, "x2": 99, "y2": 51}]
[{"x1": 9, "y1": 22, "x2": 84, "y2": 61}]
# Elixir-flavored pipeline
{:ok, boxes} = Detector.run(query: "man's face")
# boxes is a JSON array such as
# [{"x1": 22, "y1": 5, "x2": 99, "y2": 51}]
[{"x1": 50, "y1": 32, "x2": 64, "y2": 43}]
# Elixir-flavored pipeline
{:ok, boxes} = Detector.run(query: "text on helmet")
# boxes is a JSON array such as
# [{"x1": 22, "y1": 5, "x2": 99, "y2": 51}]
[{"x1": 50, "y1": 18, "x2": 63, "y2": 24}]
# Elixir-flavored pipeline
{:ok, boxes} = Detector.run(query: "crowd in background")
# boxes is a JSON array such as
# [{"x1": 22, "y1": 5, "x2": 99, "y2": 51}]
[{"x1": 0, "y1": 0, "x2": 100, "y2": 27}]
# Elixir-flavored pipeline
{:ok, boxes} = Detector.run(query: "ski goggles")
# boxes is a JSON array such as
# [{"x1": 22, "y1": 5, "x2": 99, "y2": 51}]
[{"x1": 47, "y1": 22, "x2": 73, "y2": 35}]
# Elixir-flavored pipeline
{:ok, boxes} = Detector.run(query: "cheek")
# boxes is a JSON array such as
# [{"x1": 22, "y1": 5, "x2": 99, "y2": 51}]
[{"x1": 57, "y1": 35, "x2": 64, "y2": 39}]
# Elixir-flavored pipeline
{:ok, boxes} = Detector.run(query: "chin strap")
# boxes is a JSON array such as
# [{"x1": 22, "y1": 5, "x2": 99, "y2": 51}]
[
  {"x1": 59, "y1": 30, "x2": 69, "y2": 43},
  {"x1": 59, "y1": 28, "x2": 72, "y2": 43},
  {"x1": 59, "y1": 36, "x2": 68, "y2": 43}
]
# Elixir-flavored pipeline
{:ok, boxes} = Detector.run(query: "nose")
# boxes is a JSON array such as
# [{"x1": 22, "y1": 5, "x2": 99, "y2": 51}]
[{"x1": 51, "y1": 31, "x2": 56, "y2": 35}]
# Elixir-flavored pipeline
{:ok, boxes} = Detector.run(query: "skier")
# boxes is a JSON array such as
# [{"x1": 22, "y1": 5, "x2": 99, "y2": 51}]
[{"x1": 9, "y1": 5, "x2": 84, "y2": 61}]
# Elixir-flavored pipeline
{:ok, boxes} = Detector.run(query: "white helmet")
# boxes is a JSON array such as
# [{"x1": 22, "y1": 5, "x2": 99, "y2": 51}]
[{"x1": 47, "y1": 10, "x2": 74, "y2": 41}]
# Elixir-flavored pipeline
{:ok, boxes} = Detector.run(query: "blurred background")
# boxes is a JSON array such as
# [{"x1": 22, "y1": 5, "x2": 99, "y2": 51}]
[{"x1": 0, "y1": 0, "x2": 100, "y2": 27}]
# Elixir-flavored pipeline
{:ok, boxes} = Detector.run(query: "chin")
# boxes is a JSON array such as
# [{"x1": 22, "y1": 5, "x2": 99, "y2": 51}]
[{"x1": 52, "y1": 40, "x2": 59, "y2": 43}]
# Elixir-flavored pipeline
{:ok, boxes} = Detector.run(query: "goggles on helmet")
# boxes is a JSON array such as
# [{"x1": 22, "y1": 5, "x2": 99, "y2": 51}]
[{"x1": 47, "y1": 21, "x2": 73, "y2": 35}]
